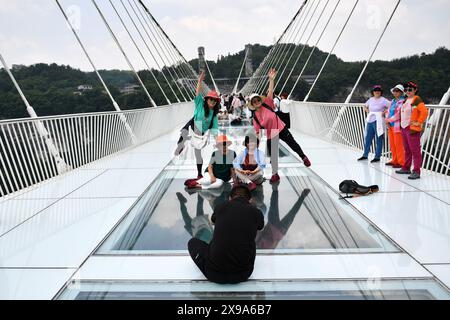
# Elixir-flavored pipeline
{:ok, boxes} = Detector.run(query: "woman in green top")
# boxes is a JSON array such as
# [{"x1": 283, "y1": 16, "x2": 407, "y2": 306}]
[{"x1": 175, "y1": 71, "x2": 221, "y2": 178}]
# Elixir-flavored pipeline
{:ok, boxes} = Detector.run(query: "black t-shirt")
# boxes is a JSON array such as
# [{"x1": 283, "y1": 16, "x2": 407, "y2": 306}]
[{"x1": 207, "y1": 198, "x2": 265, "y2": 273}]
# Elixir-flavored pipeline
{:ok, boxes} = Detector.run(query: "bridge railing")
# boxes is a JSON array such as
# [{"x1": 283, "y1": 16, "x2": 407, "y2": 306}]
[
  {"x1": 0, "y1": 102, "x2": 193, "y2": 199},
  {"x1": 289, "y1": 102, "x2": 450, "y2": 177}
]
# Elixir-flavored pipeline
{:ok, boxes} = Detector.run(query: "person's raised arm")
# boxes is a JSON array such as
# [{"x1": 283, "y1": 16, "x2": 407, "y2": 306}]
[
  {"x1": 267, "y1": 68, "x2": 277, "y2": 99},
  {"x1": 196, "y1": 71, "x2": 206, "y2": 96}
]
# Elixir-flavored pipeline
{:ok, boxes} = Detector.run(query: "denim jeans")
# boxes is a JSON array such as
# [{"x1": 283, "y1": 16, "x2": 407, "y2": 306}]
[{"x1": 363, "y1": 121, "x2": 384, "y2": 159}]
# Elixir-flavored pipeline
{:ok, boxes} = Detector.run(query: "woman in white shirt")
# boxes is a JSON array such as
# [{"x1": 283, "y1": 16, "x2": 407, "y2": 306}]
[{"x1": 358, "y1": 85, "x2": 390, "y2": 163}]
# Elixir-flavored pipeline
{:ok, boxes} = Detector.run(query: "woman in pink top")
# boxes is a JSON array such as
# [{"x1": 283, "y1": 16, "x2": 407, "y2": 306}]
[{"x1": 248, "y1": 69, "x2": 311, "y2": 184}]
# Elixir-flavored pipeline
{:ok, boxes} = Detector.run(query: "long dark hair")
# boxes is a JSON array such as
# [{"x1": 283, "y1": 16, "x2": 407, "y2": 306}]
[
  {"x1": 245, "y1": 135, "x2": 260, "y2": 148},
  {"x1": 204, "y1": 99, "x2": 219, "y2": 118}
]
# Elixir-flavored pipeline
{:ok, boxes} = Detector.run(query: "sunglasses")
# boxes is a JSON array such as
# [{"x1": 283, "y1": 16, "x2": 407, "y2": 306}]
[
  {"x1": 251, "y1": 98, "x2": 262, "y2": 104},
  {"x1": 405, "y1": 88, "x2": 416, "y2": 92},
  {"x1": 208, "y1": 98, "x2": 218, "y2": 104},
  {"x1": 392, "y1": 89, "x2": 402, "y2": 93}
]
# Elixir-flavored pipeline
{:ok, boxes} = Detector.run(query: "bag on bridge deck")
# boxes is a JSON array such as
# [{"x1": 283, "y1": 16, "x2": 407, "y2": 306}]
[{"x1": 339, "y1": 180, "x2": 379, "y2": 199}]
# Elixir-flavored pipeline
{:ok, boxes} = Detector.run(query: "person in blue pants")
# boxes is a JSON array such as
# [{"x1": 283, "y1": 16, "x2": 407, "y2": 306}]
[{"x1": 358, "y1": 85, "x2": 390, "y2": 163}]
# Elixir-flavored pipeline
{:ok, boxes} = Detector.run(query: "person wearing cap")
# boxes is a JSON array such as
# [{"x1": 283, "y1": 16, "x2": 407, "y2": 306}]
[
  {"x1": 187, "y1": 185, "x2": 264, "y2": 284},
  {"x1": 384, "y1": 84, "x2": 406, "y2": 168},
  {"x1": 358, "y1": 85, "x2": 391, "y2": 163},
  {"x1": 186, "y1": 135, "x2": 237, "y2": 190},
  {"x1": 248, "y1": 68, "x2": 311, "y2": 184},
  {"x1": 174, "y1": 71, "x2": 220, "y2": 179},
  {"x1": 395, "y1": 81, "x2": 429, "y2": 180},
  {"x1": 233, "y1": 133, "x2": 267, "y2": 191}
]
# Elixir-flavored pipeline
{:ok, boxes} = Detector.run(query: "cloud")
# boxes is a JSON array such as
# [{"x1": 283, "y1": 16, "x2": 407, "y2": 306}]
[{"x1": 0, "y1": 0, "x2": 448, "y2": 70}]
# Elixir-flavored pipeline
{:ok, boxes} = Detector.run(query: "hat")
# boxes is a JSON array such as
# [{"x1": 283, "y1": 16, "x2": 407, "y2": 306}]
[
  {"x1": 216, "y1": 135, "x2": 232, "y2": 147},
  {"x1": 404, "y1": 81, "x2": 418, "y2": 89},
  {"x1": 372, "y1": 85, "x2": 383, "y2": 92},
  {"x1": 248, "y1": 93, "x2": 263, "y2": 111},
  {"x1": 391, "y1": 84, "x2": 405, "y2": 94},
  {"x1": 205, "y1": 91, "x2": 221, "y2": 102}
]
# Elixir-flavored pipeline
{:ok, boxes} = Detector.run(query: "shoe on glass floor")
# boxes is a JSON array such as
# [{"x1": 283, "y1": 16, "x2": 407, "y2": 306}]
[
  {"x1": 186, "y1": 180, "x2": 201, "y2": 189},
  {"x1": 393, "y1": 164, "x2": 403, "y2": 169},
  {"x1": 270, "y1": 174, "x2": 281, "y2": 184},
  {"x1": 176, "y1": 192, "x2": 187, "y2": 203},
  {"x1": 371, "y1": 158, "x2": 380, "y2": 163},
  {"x1": 357, "y1": 156, "x2": 368, "y2": 161},
  {"x1": 248, "y1": 182, "x2": 257, "y2": 192},
  {"x1": 395, "y1": 168, "x2": 411, "y2": 175},
  {"x1": 302, "y1": 156, "x2": 312, "y2": 167},
  {"x1": 385, "y1": 162, "x2": 395, "y2": 166},
  {"x1": 184, "y1": 176, "x2": 202, "y2": 186},
  {"x1": 408, "y1": 172, "x2": 421, "y2": 180},
  {"x1": 197, "y1": 174, "x2": 204, "y2": 180}
]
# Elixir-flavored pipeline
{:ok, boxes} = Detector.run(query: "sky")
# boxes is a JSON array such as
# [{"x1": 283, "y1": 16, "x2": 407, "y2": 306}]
[{"x1": 0, "y1": 0, "x2": 449, "y2": 71}]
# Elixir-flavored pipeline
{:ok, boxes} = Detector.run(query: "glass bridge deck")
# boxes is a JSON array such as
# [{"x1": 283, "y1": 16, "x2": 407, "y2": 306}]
[
  {"x1": 59, "y1": 279, "x2": 450, "y2": 300},
  {"x1": 58, "y1": 121, "x2": 450, "y2": 300},
  {"x1": 97, "y1": 122, "x2": 398, "y2": 255}
]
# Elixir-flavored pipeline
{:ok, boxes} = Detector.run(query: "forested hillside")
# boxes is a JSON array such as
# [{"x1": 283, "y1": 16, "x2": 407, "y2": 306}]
[{"x1": 1, "y1": 45, "x2": 448, "y2": 120}]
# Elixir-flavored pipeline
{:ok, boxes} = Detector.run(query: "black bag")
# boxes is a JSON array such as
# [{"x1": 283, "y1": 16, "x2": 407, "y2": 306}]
[
  {"x1": 276, "y1": 111, "x2": 291, "y2": 129},
  {"x1": 339, "y1": 180, "x2": 379, "y2": 199}
]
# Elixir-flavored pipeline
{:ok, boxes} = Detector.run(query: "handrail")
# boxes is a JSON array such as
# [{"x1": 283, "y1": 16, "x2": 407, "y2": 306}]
[
  {"x1": 0, "y1": 102, "x2": 193, "y2": 199},
  {"x1": 0, "y1": 101, "x2": 191, "y2": 124},
  {"x1": 288, "y1": 101, "x2": 450, "y2": 177}
]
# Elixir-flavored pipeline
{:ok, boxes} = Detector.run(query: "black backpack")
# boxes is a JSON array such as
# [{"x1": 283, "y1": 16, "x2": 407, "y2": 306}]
[{"x1": 339, "y1": 180, "x2": 379, "y2": 199}]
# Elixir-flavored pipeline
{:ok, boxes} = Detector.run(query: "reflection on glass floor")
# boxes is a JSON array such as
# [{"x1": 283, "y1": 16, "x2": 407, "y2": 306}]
[
  {"x1": 98, "y1": 165, "x2": 397, "y2": 255},
  {"x1": 58, "y1": 279, "x2": 450, "y2": 300}
]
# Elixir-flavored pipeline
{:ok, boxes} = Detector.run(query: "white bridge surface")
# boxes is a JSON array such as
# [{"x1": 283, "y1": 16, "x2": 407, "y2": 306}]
[{"x1": 0, "y1": 111, "x2": 449, "y2": 299}]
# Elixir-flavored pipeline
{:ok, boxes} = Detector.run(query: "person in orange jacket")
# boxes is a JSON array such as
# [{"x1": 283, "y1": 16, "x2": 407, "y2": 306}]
[
  {"x1": 395, "y1": 82, "x2": 429, "y2": 180},
  {"x1": 385, "y1": 84, "x2": 406, "y2": 168}
]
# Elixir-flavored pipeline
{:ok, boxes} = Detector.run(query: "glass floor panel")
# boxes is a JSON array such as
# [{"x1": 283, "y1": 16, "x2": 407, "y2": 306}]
[
  {"x1": 97, "y1": 149, "x2": 398, "y2": 255},
  {"x1": 58, "y1": 279, "x2": 450, "y2": 300}
]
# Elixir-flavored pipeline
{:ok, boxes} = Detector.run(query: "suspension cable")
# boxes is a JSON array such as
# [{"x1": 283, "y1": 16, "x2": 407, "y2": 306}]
[
  {"x1": 304, "y1": 0, "x2": 359, "y2": 101},
  {"x1": 288, "y1": 0, "x2": 341, "y2": 98},
  {"x1": 126, "y1": 0, "x2": 188, "y2": 102},
  {"x1": 0, "y1": 51, "x2": 71, "y2": 173},
  {"x1": 91, "y1": 0, "x2": 157, "y2": 108},
  {"x1": 130, "y1": 0, "x2": 191, "y2": 101},
  {"x1": 277, "y1": 0, "x2": 326, "y2": 95},
  {"x1": 253, "y1": 0, "x2": 309, "y2": 95},
  {"x1": 204, "y1": 56, "x2": 219, "y2": 93},
  {"x1": 247, "y1": 0, "x2": 308, "y2": 94},
  {"x1": 55, "y1": 0, "x2": 121, "y2": 112},
  {"x1": 345, "y1": 0, "x2": 402, "y2": 103},
  {"x1": 109, "y1": 0, "x2": 173, "y2": 105},
  {"x1": 264, "y1": 0, "x2": 314, "y2": 94},
  {"x1": 233, "y1": 47, "x2": 249, "y2": 94},
  {"x1": 327, "y1": 0, "x2": 402, "y2": 141},
  {"x1": 138, "y1": 0, "x2": 207, "y2": 95},
  {"x1": 55, "y1": 0, "x2": 137, "y2": 143},
  {"x1": 273, "y1": 0, "x2": 317, "y2": 92},
  {"x1": 257, "y1": 0, "x2": 318, "y2": 96}
]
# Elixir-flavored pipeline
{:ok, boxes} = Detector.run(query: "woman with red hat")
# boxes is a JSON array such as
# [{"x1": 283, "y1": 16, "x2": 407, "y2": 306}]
[
  {"x1": 175, "y1": 71, "x2": 221, "y2": 179},
  {"x1": 248, "y1": 68, "x2": 311, "y2": 184}
]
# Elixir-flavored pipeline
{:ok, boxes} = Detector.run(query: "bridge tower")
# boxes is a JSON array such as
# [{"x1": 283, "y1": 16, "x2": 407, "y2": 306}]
[
  {"x1": 198, "y1": 46, "x2": 206, "y2": 73},
  {"x1": 244, "y1": 44, "x2": 253, "y2": 77}
]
